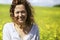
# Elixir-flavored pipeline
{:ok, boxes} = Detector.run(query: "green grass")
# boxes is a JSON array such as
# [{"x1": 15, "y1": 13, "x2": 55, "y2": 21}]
[{"x1": 0, "y1": 4, "x2": 60, "y2": 40}]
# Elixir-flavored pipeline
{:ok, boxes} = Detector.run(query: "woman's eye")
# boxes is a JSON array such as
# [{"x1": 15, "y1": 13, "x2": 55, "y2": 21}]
[
  {"x1": 16, "y1": 11, "x2": 19, "y2": 14},
  {"x1": 21, "y1": 11, "x2": 26, "y2": 13},
  {"x1": 15, "y1": 10, "x2": 26, "y2": 14}
]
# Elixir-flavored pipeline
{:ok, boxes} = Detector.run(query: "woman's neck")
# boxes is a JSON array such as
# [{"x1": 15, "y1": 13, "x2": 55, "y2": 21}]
[
  {"x1": 14, "y1": 22, "x2": 32, "y2": 34},
  {"x1": 14, "y1": 22, "x2": 26, "y2": 29}
]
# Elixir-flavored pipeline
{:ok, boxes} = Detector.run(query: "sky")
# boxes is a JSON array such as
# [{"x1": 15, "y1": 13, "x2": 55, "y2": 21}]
[{"x1": 0, "y1": 0, "x2": 60, "y2": 6}]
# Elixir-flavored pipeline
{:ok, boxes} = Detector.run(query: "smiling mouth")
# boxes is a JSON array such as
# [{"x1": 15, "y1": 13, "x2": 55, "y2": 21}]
[
  {"x1": 18, "y1": 18, "x2": 23, "y2": 21},
  {"x1": 17, "y1": 16, "x2": 26, "y2": 21},
  {"x1": 19, "y1": 17, "x2": 25, "y2": 20}
]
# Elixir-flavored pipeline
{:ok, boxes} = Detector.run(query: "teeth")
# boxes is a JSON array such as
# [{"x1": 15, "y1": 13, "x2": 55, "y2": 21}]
[{"x1": 18, "y1": 19, "x2": 22, "y2": 21}]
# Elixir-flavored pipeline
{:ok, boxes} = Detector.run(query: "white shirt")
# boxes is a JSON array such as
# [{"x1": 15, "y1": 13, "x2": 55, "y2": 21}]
[{"x1": 3, "y1": 22, "x2": 39, "y2": 40}]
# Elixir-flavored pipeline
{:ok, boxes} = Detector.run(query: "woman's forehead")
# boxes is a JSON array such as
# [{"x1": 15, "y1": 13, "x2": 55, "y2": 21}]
[
  {"x1": 14, "y1": 4, "x2": 26, "y2": 11},
  {"x1": 15, "y1": 4, "x2": 25, "y2": 9}
]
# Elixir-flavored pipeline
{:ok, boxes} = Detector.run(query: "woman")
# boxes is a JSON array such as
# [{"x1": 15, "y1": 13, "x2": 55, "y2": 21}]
[{"x1": 3, "y1": 0, "x2": 40, "y2": 40}]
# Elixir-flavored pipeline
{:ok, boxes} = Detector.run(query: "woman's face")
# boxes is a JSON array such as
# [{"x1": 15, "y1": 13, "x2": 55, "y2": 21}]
[{"x1": 14, "y1": 4, "x2": 27, "y2": 24}]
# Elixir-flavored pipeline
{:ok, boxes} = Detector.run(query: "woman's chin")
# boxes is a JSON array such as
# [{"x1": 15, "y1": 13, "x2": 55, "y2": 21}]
[
  {"x1": 17, "y1": 19, "x2": 25, "y2": 24},
  {"x1": 18, "y1": 21, "x2": 24, "y2": 24}
]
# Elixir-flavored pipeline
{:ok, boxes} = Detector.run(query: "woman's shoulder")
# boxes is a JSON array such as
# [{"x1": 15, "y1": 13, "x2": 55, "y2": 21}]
[
  {"x1": 32, "y1": 23, "x2": 38, "y2": 29},
  {"x1": 31, "y1": 23, "x2": 39, "y2": 32},
  {"x1": 3, "y1": 22, "x2": 14, "y2": 29},
  {"x1": 4, "y1": 22, "x2": 13, "y2": 26}
]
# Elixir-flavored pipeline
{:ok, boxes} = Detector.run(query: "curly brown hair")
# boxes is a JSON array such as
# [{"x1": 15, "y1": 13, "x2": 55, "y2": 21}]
[{"x1": 10, "y1": 0, "x2": 34, "y2": 26}]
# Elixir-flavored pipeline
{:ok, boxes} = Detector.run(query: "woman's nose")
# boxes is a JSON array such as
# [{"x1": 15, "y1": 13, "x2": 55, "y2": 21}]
[{"x1": 18, "y1": 12, "x2": 22, "y2": 16}]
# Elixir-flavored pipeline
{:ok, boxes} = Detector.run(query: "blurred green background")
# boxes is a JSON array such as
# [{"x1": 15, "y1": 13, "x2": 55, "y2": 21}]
[{"x1": 0, "y1": 4, "x2": 60, "y2": 40}]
